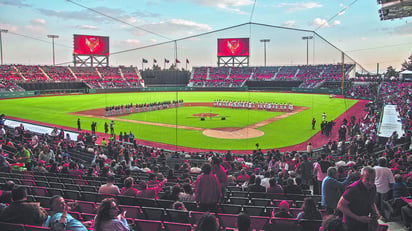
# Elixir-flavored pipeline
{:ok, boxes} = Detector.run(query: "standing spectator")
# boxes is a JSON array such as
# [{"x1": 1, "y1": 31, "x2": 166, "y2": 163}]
[
  {"x1": 98, "y1": 175, "x2": 120, "y2": 195},
  {"x1": 297, "y1": 154, "x2": 313, "y2": 188},
  {"x1": 322, "y1": 167, "x2": 352, "y2": 214},
  {"x1": 313, "y1": 154, "x2": 332, "y2": 195},
  {"x1": 212, "y1": 157, "x2": 228, "y2": 201},
  {"x1": 195, "y1": 163, "x2": 221, "y2": 212},
  {"x1": 374, "y1": 157, "x2": 395, "y2": 220},
  {"x1": 93, "y1": 198, "x2": 130, "y2": 231},
  {"x1": 337, "y1": 166, "x2": 380, "y2": 231},
  {"x1": 0, "y1": 186, "x2": 48, "y2": 226},
  {"x1": 45, "y1": 195, "x2": 87, "y2": 231}
]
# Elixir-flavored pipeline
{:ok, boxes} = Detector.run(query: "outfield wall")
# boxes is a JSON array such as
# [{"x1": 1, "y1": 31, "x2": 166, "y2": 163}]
[
  {"x1": 0, "y1": 91, "x2": 36, "y2": 99},
  {"x1": 95, "y1": 86, "x2": 248, "y2": 93}
]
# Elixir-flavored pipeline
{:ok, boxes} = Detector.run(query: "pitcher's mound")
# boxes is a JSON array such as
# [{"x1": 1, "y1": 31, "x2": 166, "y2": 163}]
[{"x1": 203, "y1": 127, "x2": 264, "y2": 139}]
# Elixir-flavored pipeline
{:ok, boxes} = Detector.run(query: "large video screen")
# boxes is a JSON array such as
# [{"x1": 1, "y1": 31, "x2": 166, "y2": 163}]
[
  {"x1": 217, "y1": 38, "x2": 249, "y2": 57},
  {"x1": 74, "y1": 34, "x2": 109, "y2": 56}
]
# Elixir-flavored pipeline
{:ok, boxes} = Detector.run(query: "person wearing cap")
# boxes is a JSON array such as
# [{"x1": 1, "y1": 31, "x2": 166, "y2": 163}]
[{"x1": 273, "y1": 200, "x2": 294, "y2": 218}]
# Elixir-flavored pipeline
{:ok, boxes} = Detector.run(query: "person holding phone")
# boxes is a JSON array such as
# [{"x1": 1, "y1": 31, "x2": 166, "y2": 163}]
[
  {"x1": 94, "y1": 198, "x2": 130, "y2": 231},
  {"x1": 45, "y1": 195, "x2": 87, "y2": 231}
]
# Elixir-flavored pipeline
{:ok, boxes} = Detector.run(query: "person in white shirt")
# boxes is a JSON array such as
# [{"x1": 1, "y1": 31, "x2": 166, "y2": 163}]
[
  {"x1": 98, "y1": 175, "x2": 120, "y2": 195},
  {"x1": 374, "y1": 157, "x2": 394, "y2": 220}
]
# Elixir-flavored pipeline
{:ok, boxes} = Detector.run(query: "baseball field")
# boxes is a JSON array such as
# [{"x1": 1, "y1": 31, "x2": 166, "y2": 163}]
[{"x1": 0, "y1": 91, "x2": 357, "y2": 151}]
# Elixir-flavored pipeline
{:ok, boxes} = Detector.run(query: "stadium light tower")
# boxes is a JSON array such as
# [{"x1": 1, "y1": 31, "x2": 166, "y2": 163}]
[
  {"x1": 47, "y1": 34, "x2": 59, "y2": 65},
  {"x1": 302, "y1": 36, "x2": 313, "y2": 65},
  {"x1": 0, "y1": 29, "x2": 8, "y2": 65},
  {"x1": 260, "y1": 39, "x2": 270, "y2": 66}
]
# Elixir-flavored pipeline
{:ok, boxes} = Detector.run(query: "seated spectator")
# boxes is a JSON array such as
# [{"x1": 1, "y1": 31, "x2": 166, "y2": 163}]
[
  {"x1": 320, "y1": 215, "x2": 347, "y2": 231},
  {"x1": 283, "y1": 178, "x2": 303, "y2": 195},
  {"x1": 248, "y1": 176, "x2": 266, "y2": 193},
  {"x1": 166, "y1": 169, "x2": 179, "y2": 182},
  {"x1": 136, "y1": 181, "x2": 156, "y2": 199},
  {"x1": 0, "y1": 186, "x2": 48, "y2": 226},
  {"x1": 0, "y1": 181, "x2": 14, "y2": 204},
  {"x1": 178, "y1": 183, "x2": 195, "y2": 202},
  {"x1": 120, "y1": 177, "x2": 139, "y2": 197},
  {"x1": 191, "y1": 163, "x2": 202, "y2": 173},
  {"x1": 162, "y1": 184, "x2": 181, "y2": 201},
  {"x1": 237, "y1": 212, "x2": 251, "y2": 231},
  {"x1": 236, "y1": 169, "x2": 250, "y2": 184},
  {"x1": 0, "y1": 154, "x2": 10, "y2": 173},
  {"x1": 195, "y1": 212, "x2": 219, "y2": 231},
  {"x1": 267, "y1": 178, "x2": 284, "y2": 199},
  {"x1": 98, "y1": 175, "x2": 120, "y2": 195},
  {"x1": 297, "y1": 197, "x2": 322, "y2": 222},
  {"x1": 272, "y1": 200, "x2": 294, "y2": 218},
  {"x1": 172, "y1": 201, "x2": 187, "y2": 211},
  {"x1": 45, "y1": 195, "x2": 87, "y2": 231},
  {"x1": 93, "y1": 198, "x2": 130, "y2": 231},
  {"x1": 393, "y1": 174, "x2": 410, "y2": 199}
]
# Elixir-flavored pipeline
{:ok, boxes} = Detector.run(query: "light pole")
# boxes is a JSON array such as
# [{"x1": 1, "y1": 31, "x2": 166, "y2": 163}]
[
  {"x1": 47, "y1": 34, "x2": 59, "y2": 65},
  {"x1": 260, "y1": 39, "x2": 270, "y2": 67},
  {"x1": 0, "y1": 29, "x2": 8, "y2": 65},
  {"x1": 302, "y1": 36, "x2": 313, "y2": 65}
]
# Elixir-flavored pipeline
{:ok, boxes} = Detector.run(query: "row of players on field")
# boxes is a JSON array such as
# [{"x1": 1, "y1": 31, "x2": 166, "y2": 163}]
[
  {"x1": 213, "y1": 100, "x2": 294, "y2": 111},
  {"x1": 104, "y1": 100, "x2": 184, "y2": 116}
]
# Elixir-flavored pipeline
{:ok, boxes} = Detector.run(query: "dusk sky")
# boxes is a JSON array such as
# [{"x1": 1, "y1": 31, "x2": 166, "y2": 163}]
[{"x1": 0, "y1": 0, "x2": 411, "y2": 73}]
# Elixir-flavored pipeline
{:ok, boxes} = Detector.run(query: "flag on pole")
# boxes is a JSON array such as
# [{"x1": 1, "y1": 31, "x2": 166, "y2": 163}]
[
  {"x1": 165, "y1": 58, "x2": 169, "y2": 63},
  {"x1": 176, "y1": 59, "x2": 181, "y2": 63},
  {"x1": 186, "y1": 59, "x2": 189, "y2": 64},
  {"x1": 153, "y1": 58, "x2": 157, "y2": 63},
  {"x1": 142, "y1": 58, "x2": 148, "y2": 63}
]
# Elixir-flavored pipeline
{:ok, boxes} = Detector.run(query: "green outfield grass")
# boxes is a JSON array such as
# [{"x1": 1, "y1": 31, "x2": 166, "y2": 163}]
[{"x1": 0, "y1": 92, "x2": 358, "y2": 150}]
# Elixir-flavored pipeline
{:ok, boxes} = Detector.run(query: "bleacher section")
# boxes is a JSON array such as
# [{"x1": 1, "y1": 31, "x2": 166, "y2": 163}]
[{"x1": 189, "y1": 64, "x2": 355, "y2": 88}]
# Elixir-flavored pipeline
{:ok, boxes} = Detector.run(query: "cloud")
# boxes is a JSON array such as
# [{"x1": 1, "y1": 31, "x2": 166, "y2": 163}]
[
  {"x1": 332, "y1": 20, "x2": 341, "y2": 26},
  {"x1": 282, "y1": 20, "x2": 296, "y2": 27},
  {"x1": 0, "y1": 0, "x2": 31, "y2": 7},
  {"x1": 274, "y1": 2, "x2": 323, "y2": 12},
  {"x1": 193, "y1": 0, "x2": 253, "y2": 14},
  {"x1": 310, "y1": 18, "x2": 341, "y2": 28},
  {"x1": 124, "y1": 39, "x2": 141, "y2": 46},
  {"x1": 361, "y1": 37, "x2": 368, "y2": 41},
  {"x1": 194, "y1": 0, "x2": 254, "y2": 7},
  {"x1": 0, "y1": 23, "x2": 18, "y2": 32},
  {"x1": 132, "y1": 19, "x2": 212, "y2": 36},
  {"x1": 31, "y1": 18, "x2": 46, "y2": 25},
  {"x1": 76, "y1": 25, "x2": 99, "y2": 30},
  {"x1": 37, "y1": 6, "x2": 132, "y2": 23},
  {"x1": 311, "y1": 17, "x2": 329, "y2": 28}
]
